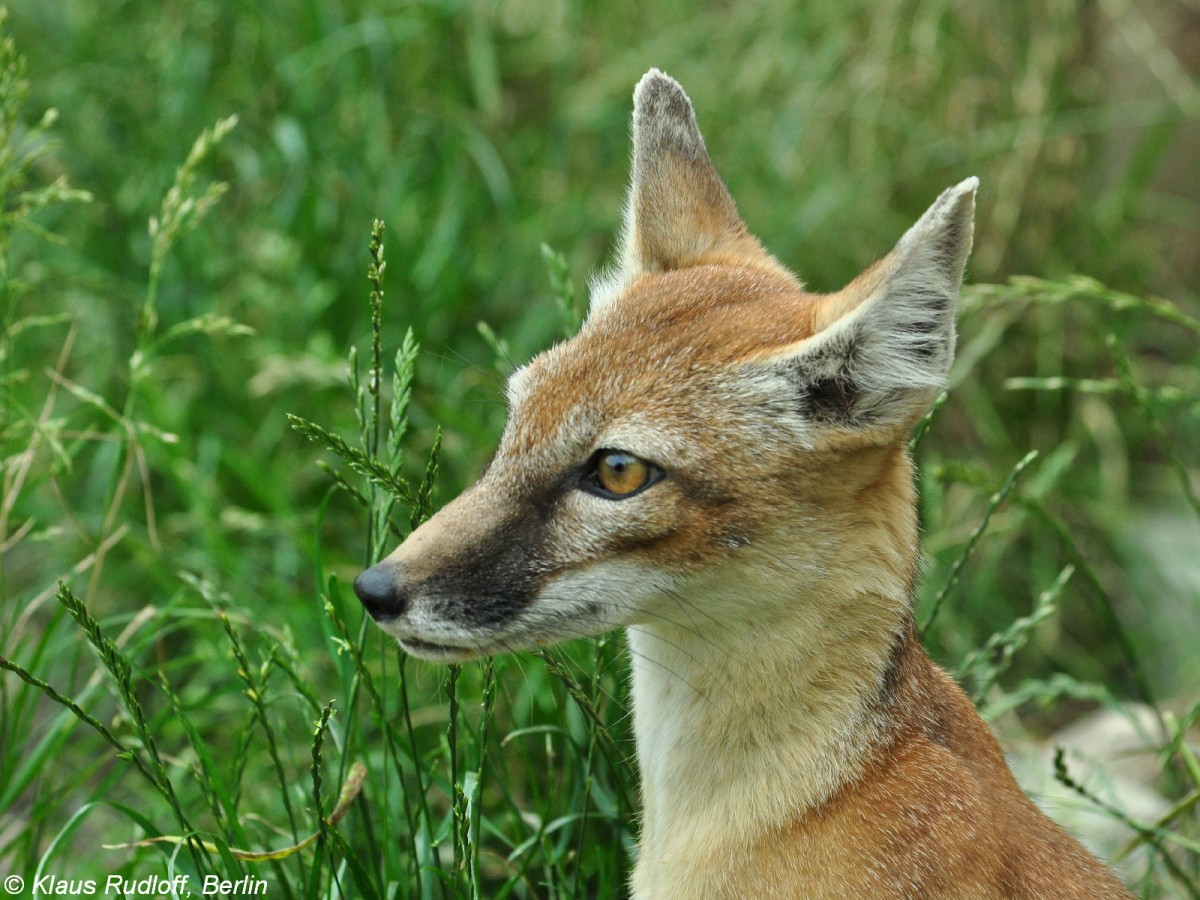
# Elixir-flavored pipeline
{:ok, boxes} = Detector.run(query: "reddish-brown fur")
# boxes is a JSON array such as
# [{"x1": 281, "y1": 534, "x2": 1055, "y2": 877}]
[{"x1": 728, "y1": 625, "x2": 1131, "y2": 898}]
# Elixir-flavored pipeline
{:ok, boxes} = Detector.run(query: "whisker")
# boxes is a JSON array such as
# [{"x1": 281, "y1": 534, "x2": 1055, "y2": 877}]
[
  {"x1": 623, "y1": 632, "x2": 712, "y2": 703},
  {"x1": 423, "y1": 345, "x2": 506, "y2": 393},
  {"x1": 409, "y1": 586, "x2": 734, "y2": 700},
  {"x1": 657, "y1": 585, "x2": 726, "y2": 633},
  {"x1": 744, "y1": 542, "x2": 818, "y2": 582},
  {"x1": 631, "y1": 606, "x2": 732, "y2": 669}
]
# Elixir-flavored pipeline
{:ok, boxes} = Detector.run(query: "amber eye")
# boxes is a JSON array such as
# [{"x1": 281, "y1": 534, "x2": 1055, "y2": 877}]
[{"x1": 587, "y1": 450, "x2": 660, "y2": 499}]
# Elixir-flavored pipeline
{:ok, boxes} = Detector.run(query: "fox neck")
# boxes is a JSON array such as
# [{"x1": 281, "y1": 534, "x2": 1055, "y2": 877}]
[
  {"x1": 627, "y1": 592, "x2": 903, "y2": 862},
  {"x1": 627, "y1": 456, "x2": 919, "y2": 869}
]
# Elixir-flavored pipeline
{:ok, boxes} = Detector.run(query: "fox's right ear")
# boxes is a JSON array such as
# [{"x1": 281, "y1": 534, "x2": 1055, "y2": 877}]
[{"x1": 590, "y1": 70, "x2": 783, "y2": 312}]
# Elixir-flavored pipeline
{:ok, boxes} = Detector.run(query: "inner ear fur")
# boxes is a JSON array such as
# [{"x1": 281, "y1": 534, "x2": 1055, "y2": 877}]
[
  {"x1": 590, "y1": 70, "x2": 790, "y2": 311},
  {"x1": 756, "y1": 178, "x2": 978, "y2": 431}
]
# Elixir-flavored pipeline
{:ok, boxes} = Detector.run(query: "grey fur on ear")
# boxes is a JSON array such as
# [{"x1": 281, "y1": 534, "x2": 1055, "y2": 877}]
[
  {"x1": 626, "y1": 69, "x2": 744, "y2": 278},
  {"x1": 631, "y1": 69, "x2": 712, "y2": 172},
  {"x1": 589, "y1": 70, "x2": 780, "y2": 312},
  {"x1": 887, "y1": 176, "x2": 978, "y2": 319},
  {"x1": 760, "y1": 178, "x2": 978, "y2": 432}
]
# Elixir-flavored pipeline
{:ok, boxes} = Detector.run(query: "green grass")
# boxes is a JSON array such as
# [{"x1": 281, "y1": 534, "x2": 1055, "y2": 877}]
[{"x1": 1, "y1": 0, "x2": 1198, "y2": 896}]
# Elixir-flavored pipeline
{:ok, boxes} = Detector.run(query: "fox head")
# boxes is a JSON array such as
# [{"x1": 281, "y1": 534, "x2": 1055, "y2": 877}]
[{"x1": 354, "y1": 70, "x2": 976, "y2": 662}]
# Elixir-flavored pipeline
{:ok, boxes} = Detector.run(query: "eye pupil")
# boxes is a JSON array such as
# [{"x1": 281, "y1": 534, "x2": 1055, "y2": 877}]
[{"x1": 596, "y1": 451, "x2": 651, "y2": 496}]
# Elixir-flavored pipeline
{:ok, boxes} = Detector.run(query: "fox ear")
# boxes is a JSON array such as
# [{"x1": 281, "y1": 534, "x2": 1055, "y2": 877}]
[
  {"x1": 758, "y1": 178, "x2": 978, "y2": 432},
  {"x1": 590, "y1": 70, "x2": 781, "y2": 311}
]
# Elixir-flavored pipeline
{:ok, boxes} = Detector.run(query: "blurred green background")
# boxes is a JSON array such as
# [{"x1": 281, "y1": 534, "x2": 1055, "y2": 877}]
[
  {"x1": 8, "y1": 0, "x2": 1198, "y2": 606},
  {"x1": 2, "y1": 0, "x2": 1198, "y2": 894}
]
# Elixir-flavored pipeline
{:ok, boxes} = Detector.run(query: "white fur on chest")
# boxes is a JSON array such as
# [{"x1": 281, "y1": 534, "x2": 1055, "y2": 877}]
[{"x1": 625, "y1": 580, "x2": 897, "y2": 896}]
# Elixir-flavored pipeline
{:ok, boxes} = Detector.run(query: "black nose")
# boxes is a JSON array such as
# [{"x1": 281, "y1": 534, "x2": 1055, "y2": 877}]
[{"x1": 353, "y1": 565, "x2": 408, "y2": 621}]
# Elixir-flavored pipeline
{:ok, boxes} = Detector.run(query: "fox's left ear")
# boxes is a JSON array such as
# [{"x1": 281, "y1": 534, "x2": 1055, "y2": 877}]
[
  {"x1": 755, "y1": 178, "x2": 978, "y2": 433},
  {"x1": 590, "y1": 70, "x2": 785, "y2": 311}
]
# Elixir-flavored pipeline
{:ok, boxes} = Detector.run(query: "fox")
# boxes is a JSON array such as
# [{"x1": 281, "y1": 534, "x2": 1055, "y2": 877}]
[{"x1": 353, "y1": 69, "x2": 1132, "y2": 898}]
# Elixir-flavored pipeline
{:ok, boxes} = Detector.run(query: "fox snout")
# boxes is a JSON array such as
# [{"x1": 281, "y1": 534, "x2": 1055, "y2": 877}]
[{"x1": 347, "y1": 485, "x2": 575, "y2": 661}]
